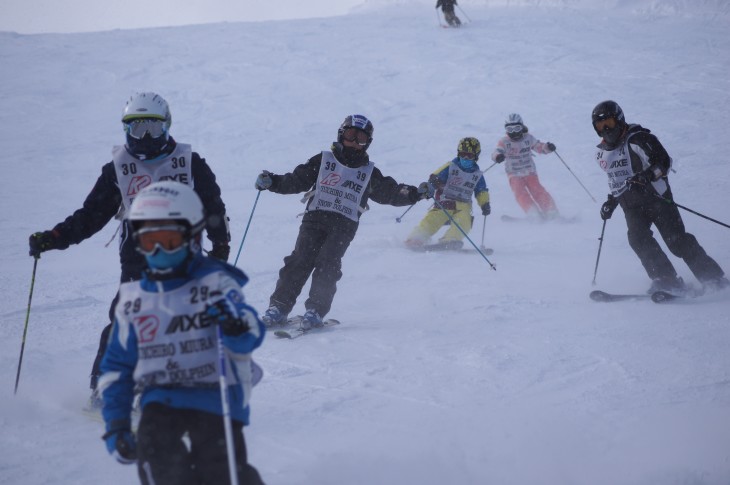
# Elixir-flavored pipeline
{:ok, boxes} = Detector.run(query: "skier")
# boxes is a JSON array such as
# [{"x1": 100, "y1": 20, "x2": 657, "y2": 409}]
[
  {"x1": 255, "y1": 114, "x2": 432, "y2": 329},
  {"x1": 491, "y1": 113, "x2": 559, "y2": 220},
  {"x1": 98, "y1": 181, "x2": 265, "y2": 484},
  {"x1": 435, "y1": 0, "x2": 461, "y2": 27},
  {"x1": 592, "y1": 100, "x2": 728, "y2": 293},
  {"x1": 405, "y1": 137, "x2": 490, "y2": 250},
  {"x1": 27, "y1": 92, "x2": 230, "y2": 409}
]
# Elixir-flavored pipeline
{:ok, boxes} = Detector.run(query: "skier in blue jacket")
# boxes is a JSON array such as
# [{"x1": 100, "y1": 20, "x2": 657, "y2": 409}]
[{"x1": 98, "y1": 181, "x2": 265, "y2": 485}]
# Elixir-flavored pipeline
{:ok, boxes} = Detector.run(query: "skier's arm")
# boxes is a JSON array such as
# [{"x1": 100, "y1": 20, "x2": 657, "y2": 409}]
[
  {"x1": 491, "y1": 139, "x2": 507, "y2": 162},
  {"x1": 368, "y1": 167, "x2": 423, "y2": 206},
  {"x1": 474, "y1": 176, "x2": 490, "y2": 207},
  {"x1": 267, "y1": 154, "x2": 321, "y2": 194},
  {"x1": 207, "y1": 273, "x2": 266, "y2": 355},
  {"x1": 98, "y1": 318, "x2": 137, "y2": 432},
  {"x1": 191, "y1": 154, "x2": 231, "y2": 250},
  {"x1": 428, "y1": 163, "x2": 450, "y2": 188},
  {"x1": 628, "y1": 131, "x2": 671, "y2": 179},
  {"x1": 49, "y1": 162, "x2": 122, "y2": 249}
]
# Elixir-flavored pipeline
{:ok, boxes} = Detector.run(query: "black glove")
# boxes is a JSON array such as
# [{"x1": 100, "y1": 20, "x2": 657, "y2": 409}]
[
  {"x1": 103, "y1": 423, "x2": 137, "y2": 465},
  {"x1": 208, "y1": 242, "x2": 230, "y2": 262},
  {"x1": 255, "y1": 171, "x2": 273, "y2": 191},
  {"x1": 600, "y1": 195, "x2": 619, "y2": 220},
  {"x1": 545, "y1": 142, "x2": 556, "y2": 152},
  {"x1": 481, "y1": 202, "x2": 491, "y2": 216},
  {"x1": 495, "y1": 153, "x2": 505, "y2": 164},
  {"x1": 627, "y1": 169, "x2": 653, "y2": 191},
  {"x1": 417, "y1": 182, "x2": 435, "y2": 200},
  {"x1": 29, "y1": 230, "x2": 60, "y2": 258},
  {"x1": 206, "y1": 300, "x2": 250, "y2": 336}
]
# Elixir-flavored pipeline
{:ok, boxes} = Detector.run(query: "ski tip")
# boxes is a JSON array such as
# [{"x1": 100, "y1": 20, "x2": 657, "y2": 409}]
[{"x1": 273, "y1": 330, "x2": 293, "y2": 339}]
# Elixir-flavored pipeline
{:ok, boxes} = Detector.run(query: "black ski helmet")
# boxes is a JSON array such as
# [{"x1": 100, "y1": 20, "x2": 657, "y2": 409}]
[
  {"x1": 337, "y1": 114, "x2": 374, "y2": 151},
  {"x1": 592, "y1": 100, "x2": 626, "y2": 145}
]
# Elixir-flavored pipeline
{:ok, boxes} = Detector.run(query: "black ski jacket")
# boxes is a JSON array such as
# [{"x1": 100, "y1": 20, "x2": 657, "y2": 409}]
[
  {"x1": 268, "y1": 144, "x2": 421, "y2": 225},
  {"x1": 598, "y1": 124, "x2": 672, "y2": 209},
  {"x1": 50, "y1": 138, "x2": 229, "y2": 277}
]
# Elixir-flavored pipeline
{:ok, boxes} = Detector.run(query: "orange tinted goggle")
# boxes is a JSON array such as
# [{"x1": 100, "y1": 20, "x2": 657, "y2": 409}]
[
  {"x1": 135, "y1": 225, "x2": 187, "y2": 255},
  {"x1": 594, "y1": 118, "x2": 616, "y2": 131}
]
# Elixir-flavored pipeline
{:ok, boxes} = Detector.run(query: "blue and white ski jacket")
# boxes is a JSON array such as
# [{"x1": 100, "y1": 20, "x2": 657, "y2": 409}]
[{"x1": 98, "y1": 253, "x2": 265, "y2": 432}]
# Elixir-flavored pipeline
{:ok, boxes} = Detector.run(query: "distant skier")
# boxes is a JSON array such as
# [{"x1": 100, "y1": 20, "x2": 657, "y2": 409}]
[
  {"x1": 592, "y1": 100, "x2": 728, "y2": 293},
  {"x1": 255, "y1": 114, "x2": 432, "y2": 329},
  {"x1": 491, "y1": 113, "x2": 559, "y2": 220},
  {"x1": 405, "y1": 137, "x2": 490, "y2": 250},
  {"x1": 99, "y1": 182, "x2": 264, "y2": 484},
  {"x1": 436, "y1": 0, "x2": 461, "y2": 27},
  {"x1": 27, "y1": 92, "x2": 231, "y2": 410}
]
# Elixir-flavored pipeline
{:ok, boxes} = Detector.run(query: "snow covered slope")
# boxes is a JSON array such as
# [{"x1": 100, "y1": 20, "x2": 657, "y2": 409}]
[{"x1": 1, "y1": 2, "x2": 729, "y2": 484}]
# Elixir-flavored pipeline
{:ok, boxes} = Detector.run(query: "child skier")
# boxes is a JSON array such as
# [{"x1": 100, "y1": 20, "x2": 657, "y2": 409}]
[
  {"x1": 405, "y1": 137, "x2": 490, "y2": 250},
  {"x1": 436, "y1": 0, "x2": 461, "y2": 27},
  {"x1": 255, "y1": 114, "x2": 432, "y2": 330},
  {"x1": 98, "y1": 181, "x2": 265, "y2": 484},
  {"x1": 491, "y1": 113, "x2": 559, "y2": 220}
]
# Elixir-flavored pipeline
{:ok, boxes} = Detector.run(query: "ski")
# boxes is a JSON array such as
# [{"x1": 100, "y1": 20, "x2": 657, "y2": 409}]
[
  {"x1": 589, "y1": 290, "x2": 651, "y2": 302},
  {"x1": 651, "y1": 289, "x2": 704, "y2": 303},
  {"x1": 409, "y1": 243, "x2": 494, "y2": 255},
  {"x1": 274, "y1": 317, "x2": 341, "y2": 339}
]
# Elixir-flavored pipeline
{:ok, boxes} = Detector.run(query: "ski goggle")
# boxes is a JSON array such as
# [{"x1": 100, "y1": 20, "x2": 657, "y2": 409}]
[
  {"x1": 124, "y1": 118, "x2": 168, "y2": 139},
  {"x1": 135, "y1": 224, "x2": 187, "y2": 255},
  {"x1": 505, "y1": 124, "x2": 524, "y2": 134},
  {"x1": 458, "y1": 151, "x2": 477, "y2": 160},
  {"x1": 594, "y1": 118, "x2": 616, "y2": 131},
  {"x1": 342, "y1": 127, "x2": 370, "y2": 146}
]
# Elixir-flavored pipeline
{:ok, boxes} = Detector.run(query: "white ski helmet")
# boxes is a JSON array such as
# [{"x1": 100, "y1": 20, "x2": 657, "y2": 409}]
[
  {"x1": 504, "y1": 113, "x2": 527, "y2": 140},
  {"x1": 128, "y1": 181, "x2": 205, "y2": 235},
  {"x1": 505, "y1": 113, "x2": 523, "y2": 127},
  {"x1": 122, "y1": 92, "x2": 172, "y2": 128}
]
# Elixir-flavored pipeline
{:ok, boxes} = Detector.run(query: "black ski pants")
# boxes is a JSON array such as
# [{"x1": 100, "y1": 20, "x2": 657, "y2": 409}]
[
  {"x1": 90, "y1": 263, "x2": 144, "y2": 390},
  {"x1": 622, "y1": 192, "x2": 724, "y2": 283},
  {"x1": 270, "y1": 212, "x2": 358, "y2": 317},
  {"x1": 136, "y1": 403, "x2": 264, "y2": 485}
]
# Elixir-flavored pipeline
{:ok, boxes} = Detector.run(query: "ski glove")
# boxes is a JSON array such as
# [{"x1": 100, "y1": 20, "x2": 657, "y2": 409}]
[
  {"x1": 494, "y1": 153, "x2": 505, "y2": 164},
  {"x1": 545, "y1": 142, "x2": 556, "y2": 152},
  {"x1": 481, "y1": 202, "x2": 491, "y2": 216},
  {"x1": 627, "y1": 169, "x2": 653, "y2": 191},
  {"x1": 417, "y1": 182, "x2": 435, "y2": 200},
  {"x1": 28, "y1": 230, "x2": 61, "y2": 258},
  {"x1": 206, "y1": 299, "x2": 251, "y2": 336},
  {"x1": 600, "y1": 195, "x2": 619, "y2": 220},
  {"x1": 103, "y1": 427, "x2": 137, "y2": 465},
  {"x1": 255, "y1": 171, "x2": 273, "y2": 191},
  {"x1": 208, "y1": 242, "x2": 230, "y2": 262}
]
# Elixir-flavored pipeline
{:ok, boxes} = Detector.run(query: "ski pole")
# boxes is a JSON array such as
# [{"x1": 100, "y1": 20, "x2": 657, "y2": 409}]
[
  {"x1": 481, "y1": 215, "x2": 487, "y2": 249},
  {"x1": 15, "y1": 257, "x2": 39, "y2": 394},
  {"x1": 651, "y1": 192, "x2": 730, "y2": 229},
  {"x1": 482, "y1": 162, "x2": 497, "y2": 173},
  {"x1": 433, "y1": 199, "x2": 496, "y2": 270},
  {"x1": 592, "y1": 220, "x2": 606, "y2": 286},
  {"x1": 456, "y1": 5, "x2": 471, "y2": 22},
  {"x1": 395, "y1": 204, "x2": 415, "y2": 223},
  {"x1": 216, "y1": 325, "x2": 240, "y2": 485},
  {"x1": 553, "y1": 151, "x2": 597, "y2": 203},
  {"x1": 233, "y1": 191, "x2": 261, "y2": 266},
  {"x1": 435, "y1": 8, "x2": 444, "y2": 27}
]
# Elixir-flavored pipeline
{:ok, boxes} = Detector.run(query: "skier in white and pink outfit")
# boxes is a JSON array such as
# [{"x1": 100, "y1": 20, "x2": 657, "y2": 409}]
[{"x1": 491, "y1": 113, "x2": 559, "y2": 219}]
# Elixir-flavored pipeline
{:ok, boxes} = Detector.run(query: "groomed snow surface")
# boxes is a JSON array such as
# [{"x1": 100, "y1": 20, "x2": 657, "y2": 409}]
[{"x1": 1, "y1": 1, "x2": 729, "y2": 484}]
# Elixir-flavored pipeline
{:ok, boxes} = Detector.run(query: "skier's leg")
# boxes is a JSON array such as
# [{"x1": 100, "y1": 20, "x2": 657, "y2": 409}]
[
  {"x1": 136, "y1": 404, "x2": 195, "y2": 485},
  {"x1": 624, "y1": 205, "x2": 678, "y2": 281},
  {"x1": 653, "y1": 196, "x2": 724, "y2": 282},
  {"x1": 305, "y1": 222, "x2": 357, "y2": 317},
  {"x1": 509, "y1": 176, "x2": 537, "y2": 214},
  {"x1": 269, "y1": 220, "x2": 325, "y2": 314},
  {"x1": 524, "y1": 174, "x2": 558, "y2": 217},
  {"x1": 441, "y1": 204, "x2": 472, "y2": 241},
  {"x1": 188, "y1": 411, "x2": 264, "y2": 485},
  {"x1": 406, "y1": 208, "x2": 448, "y2": 246}
]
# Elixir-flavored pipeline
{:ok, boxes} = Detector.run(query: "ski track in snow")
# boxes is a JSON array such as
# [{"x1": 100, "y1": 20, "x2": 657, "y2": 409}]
[{"x1": 2, "y1": 2, "x2": 730, "y2": 484}]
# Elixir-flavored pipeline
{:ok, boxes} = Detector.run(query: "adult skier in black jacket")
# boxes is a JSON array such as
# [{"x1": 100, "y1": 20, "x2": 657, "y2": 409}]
[
  {"x1": 255, "y1": 114, "x2": 432, "y2": 329},
  {"x1": 593, "y1": 100, "x2": 727, "y2": 293},
  {"x1": 28, "y1": 93, "x2": 230, "y2": 406},
  {"x1": 436, "y1": 0, "x2": 461, "y2": 27}
]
